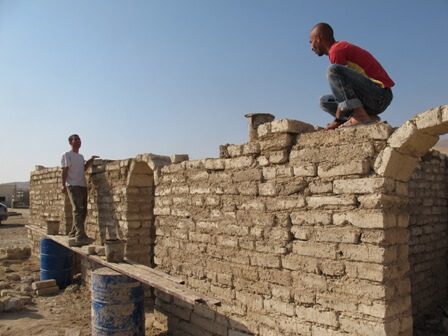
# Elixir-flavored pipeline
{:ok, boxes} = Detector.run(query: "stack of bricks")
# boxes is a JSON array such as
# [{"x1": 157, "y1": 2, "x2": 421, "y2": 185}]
[
  {"x1": 153, "y1": 119, "x2": 413, "y2": 336},
  {"x1": 408, "y1": 150, "x2": 448, "y2": 321}
]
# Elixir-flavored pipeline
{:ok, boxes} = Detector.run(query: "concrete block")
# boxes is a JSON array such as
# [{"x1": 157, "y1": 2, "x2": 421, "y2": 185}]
[
  {"x1": 81, "y1": 245, "x2": 96, "y2": 255},
  {"x1": 95, "y1": 246, "x2": 106, "y2": 256},
  {"x1": 291, "y1": 211, "x2": 332, "y2": 225},
  {"x1": 257, "y1": 123, "x2": 271, "y2": 138},
  {"x1": 339, "y1": 244, "x2": 397, "y2": 264},
  {"x1": 36, "y1": 286, "x2": 59, "y2": 296},
  {"x1": 32, "y1": 279, "x2": 57, "y2": 290},
  {"x1": 314, "y1": 227, "x2": 361, "y2": 244},
  {"x1": 276, "y1": 316, "x2": 308, "y2": 335},
  {"x1": 242, "y1": 142, "x2": 261, "y2": 155},
  {"x1": 293, "y1": 164, "x2": 317, "y2": 177},
  {"x1": 388, "y1": 120, "x2": 439, "y2": 156},
  {"x1": 260, "y1": 134, "x2": 294, "y2": 151},
  {"x1": 226, "y1": 144, "x2": 243, "y2": 157},
  {"x1": 291, "y1": 227, "x2": 311, "y2": 240},
  {"x1": 339, "y1": 316, "x2": 400, "y2": 336},
  {"x1": 233, "y1": 168, "x2": 262, "y2": 182},
  {"x1": 204, "y1": 159, "x2": 225, "y2": 170},
  {"x1": 333, "y1": 211, "x2": 397, "y2": 229},
  {"x1": 268, "y1": 150, "x2": 289, "y2": 164},
  {"x1": 225, "y1": 157, "x2": 254, "y2": 169},
  {"x1": 292, "y1": 241, "x2": 337, "y2": 259},
  {"x1": 270, "y1": 119, "x2": 315, "y2": 134},
  {"x1": 318, "y1": 160, "x2": 370, "y2": 177},
  {"x1": 308, "y1": 181, "x2": 332, "y2": 194},
  {"x1": 259, "y1": 182, "x2": 279, "y2": 196},
  {"x1": 333, "y1": 177, "x2": 394, "y2": 194},
  {"x1": 347, "y1": 122, "x2": 394, "y2": 140},
  {"x1": 250, "y1": 254, "x2": 281, "y2": 268},
  {"x1": 374, "y1": 147, "x2": 419, "y2": 182},
  {"x1": 235, "y1": 291, "x2": 263, "y2": 311},
  {"x1": 264, "y1": 298, "x2": 295, "y2": 316},
  {"x1": 307, "y1": 195, "x2": 357, "y2": 208},
  {"x1": 266, "y1": 197, "x2": 306, "y2": 211},
  {"x1": 319, "y1": 261, "x2": 346, "y2": 276},
  {"x1": 296, "y1": 306, "x2": 338, "y2": 327},
  {"x1": 414, "y1": 106, "x2": 448, "y2": 135},
  {"x1": 358, "y1": 193, "x2": 407, "y2": 209}
]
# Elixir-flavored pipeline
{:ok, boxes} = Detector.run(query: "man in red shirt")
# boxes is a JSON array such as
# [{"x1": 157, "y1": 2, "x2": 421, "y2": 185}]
[{"x1": 309, "y1": 23, "x2": 394, "y2": 130}]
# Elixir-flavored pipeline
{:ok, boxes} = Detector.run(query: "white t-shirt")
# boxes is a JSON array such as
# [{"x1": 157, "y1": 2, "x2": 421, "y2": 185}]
[{"x1": 61, "y1": 151, "x2": 87, "y2": 187}]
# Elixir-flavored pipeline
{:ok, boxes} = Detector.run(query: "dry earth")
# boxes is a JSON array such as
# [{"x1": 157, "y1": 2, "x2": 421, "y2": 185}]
[
  {"x1": 0, "y1": 209, "x2": 164, "y2": 336},
  {"x1": 0, "y1": 210, "x2": 447, "y2": 335}
]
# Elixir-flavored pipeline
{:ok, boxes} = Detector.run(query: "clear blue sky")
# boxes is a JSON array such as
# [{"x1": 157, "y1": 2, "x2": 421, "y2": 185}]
[{"x1": 1, "y1": 0, "x2": 447, "y2": 183}]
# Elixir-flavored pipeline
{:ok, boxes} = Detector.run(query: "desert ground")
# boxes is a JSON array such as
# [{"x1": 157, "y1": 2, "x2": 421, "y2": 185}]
[
  {"x1": 0, "y1": 209, "x2": 446, "y2": 335},
  {"x1": 0, "y1": 209, "x2": 163, "y2": 336}
]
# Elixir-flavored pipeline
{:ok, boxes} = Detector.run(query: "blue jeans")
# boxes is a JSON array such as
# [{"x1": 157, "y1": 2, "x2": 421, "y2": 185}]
[{"x1": 320, "y1": 64, "x2": 393, "y2": 120}]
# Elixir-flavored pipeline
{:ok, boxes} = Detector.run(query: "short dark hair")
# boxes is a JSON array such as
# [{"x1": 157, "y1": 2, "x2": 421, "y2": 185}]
[
  {"x1": 68, "y1": 134, "x2": 79, "y2": 143},
  {"x1": 312, "y1": 22, "x2": 334, "y2": 39}
]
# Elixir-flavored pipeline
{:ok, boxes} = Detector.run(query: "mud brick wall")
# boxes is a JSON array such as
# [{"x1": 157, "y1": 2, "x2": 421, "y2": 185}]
[
  {"x1": 153, "y1": 120, "x2": 413, "y2": 336},
  {"x1": 28, "y1": 106, "x2": 448, "y2": 336},
  {"x1": 29, "y1": 166, "x2": 71, "y2": 235},
  {"x1": 29, "y1": 155, "x2": 171, "y2": 266},
  {"x1": 408, "y1": 150, "x2": 448, "y2": 322}
]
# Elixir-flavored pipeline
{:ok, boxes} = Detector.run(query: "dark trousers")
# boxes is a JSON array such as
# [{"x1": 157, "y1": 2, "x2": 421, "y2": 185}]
[{"x1": 67, "y1": 186, "x2": 88, "y2": 239}]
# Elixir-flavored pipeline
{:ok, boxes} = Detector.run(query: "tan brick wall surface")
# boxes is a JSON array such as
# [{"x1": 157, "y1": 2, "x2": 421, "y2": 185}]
[
  {"x1": 29, "y1": 109, "x2": 448, "y2": 335},
  {"x1": 408, "y1": 150, "x2": 448, "y2": 322}
]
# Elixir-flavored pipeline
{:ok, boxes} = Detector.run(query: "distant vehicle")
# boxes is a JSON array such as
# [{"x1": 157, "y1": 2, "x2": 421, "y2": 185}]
[{"x1": 0, "y1": 203, "x2": 8, "y2": 224}]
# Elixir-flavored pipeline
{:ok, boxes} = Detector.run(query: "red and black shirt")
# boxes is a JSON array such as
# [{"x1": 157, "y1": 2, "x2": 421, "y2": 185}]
[{"x1": 329, "y1": 41, "x2": 395, "y2": 88}]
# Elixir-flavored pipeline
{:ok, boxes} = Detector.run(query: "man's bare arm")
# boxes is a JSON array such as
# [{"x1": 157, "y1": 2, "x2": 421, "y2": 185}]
[
  {"x1": 61, "y1": 167, "x2": 68, "y2": 193},
  {"x1": 84, "y1": 156, "x2": 99, "y2": 170}
]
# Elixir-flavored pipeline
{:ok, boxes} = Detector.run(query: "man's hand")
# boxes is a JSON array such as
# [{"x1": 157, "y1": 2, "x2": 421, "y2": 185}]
[
  {"x1": 323, "y1": 120, "x2": 342, "y2": 131},
  {"x1": 61, "y1": 185, "x2": 67, "y2": 194},
  {"x1": 85, "y1": 155, "x2": 100, "y2": 170}
]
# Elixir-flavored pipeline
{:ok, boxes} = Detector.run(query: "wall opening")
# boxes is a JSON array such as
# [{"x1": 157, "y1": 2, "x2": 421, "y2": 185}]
[{"x1": 126, "y1": 161, "x2": 155, "y2": 267}]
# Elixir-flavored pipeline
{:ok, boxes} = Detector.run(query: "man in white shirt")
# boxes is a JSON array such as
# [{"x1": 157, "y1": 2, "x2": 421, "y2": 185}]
[{"x1": 61, "y1": 134, "x2": 98, "y2": 243}]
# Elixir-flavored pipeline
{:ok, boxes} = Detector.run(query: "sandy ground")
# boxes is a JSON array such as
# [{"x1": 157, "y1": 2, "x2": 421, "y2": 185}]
[{"x1": 0, "y1": 210, "x2": 164, "y2": 336}]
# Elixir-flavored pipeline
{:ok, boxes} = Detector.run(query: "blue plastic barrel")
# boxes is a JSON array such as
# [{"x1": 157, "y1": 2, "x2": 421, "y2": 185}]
[
  {"x1": 40, "y1": 238, "x2": 74, "y2": 288},
  {"x1": 91, "y1": 267, "x2": 145, "y2": 336}
]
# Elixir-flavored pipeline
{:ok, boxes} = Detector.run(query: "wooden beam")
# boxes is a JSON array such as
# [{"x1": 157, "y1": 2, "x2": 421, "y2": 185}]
[{"x1": 28, "y1": 225, "x2": 220, "y2": 307}]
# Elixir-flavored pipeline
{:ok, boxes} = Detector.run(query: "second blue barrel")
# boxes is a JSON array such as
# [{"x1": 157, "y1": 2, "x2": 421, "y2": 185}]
[
  {"x1": 40, "y1": 238, "x2": 74, "y2": 288},
  {"x1": 91, "y1": 267, "x2": 145, "y2": 336}
]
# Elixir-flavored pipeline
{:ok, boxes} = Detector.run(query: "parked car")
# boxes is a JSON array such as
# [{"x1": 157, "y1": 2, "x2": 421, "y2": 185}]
[{"x1": 0, "y1": 203, "x2": 8, "y2": 224}]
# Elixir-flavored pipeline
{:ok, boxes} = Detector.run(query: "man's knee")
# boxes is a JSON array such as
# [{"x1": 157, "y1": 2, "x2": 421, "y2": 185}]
[
  {"x1": 319, "y1": 95, "x2": 328, "y2": 110},
  {"x1": 326, "y1": 64, "x2": 344, "y2": 79}
]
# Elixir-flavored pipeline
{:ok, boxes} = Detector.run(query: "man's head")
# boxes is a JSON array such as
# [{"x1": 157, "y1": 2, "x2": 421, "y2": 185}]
[
  {"x1": 309, "y1": 22, "x2": 335, "y2": 56},
  {"x1": 68, "y1": 134, "x2": 81, "y2": 152}
]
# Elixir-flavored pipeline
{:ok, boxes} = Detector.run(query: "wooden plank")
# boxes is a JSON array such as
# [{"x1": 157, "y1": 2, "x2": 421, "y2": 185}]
[
  {"x1": 27, "y1": 225, "x2": 220, "y2": 306},
  {"x1": 125, "y1": 259, "x2": 185, "y2": 284}
]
